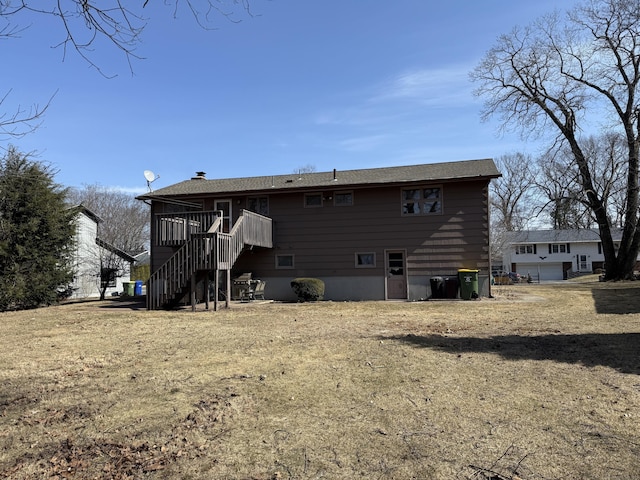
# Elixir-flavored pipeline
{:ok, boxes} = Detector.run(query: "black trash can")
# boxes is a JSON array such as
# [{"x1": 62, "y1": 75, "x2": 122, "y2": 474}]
[
  {"x1": 444, "y1": 276, "x2": 459, "y2": 299},
  {"x1": 430, "y1": 276, "x2": 445, "y2": 299}
]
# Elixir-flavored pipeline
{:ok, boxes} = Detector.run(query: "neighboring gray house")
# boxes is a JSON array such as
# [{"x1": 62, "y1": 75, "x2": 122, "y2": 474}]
[
  {"x1": 503, "y1": 229, "x2": 638, "y2": 281},
  {"x1": 137, "y1": 159, "x2": 501, "y2": 309},
  {"x1": 70, "y1": 205, "x2": 135, "y2": 299}
]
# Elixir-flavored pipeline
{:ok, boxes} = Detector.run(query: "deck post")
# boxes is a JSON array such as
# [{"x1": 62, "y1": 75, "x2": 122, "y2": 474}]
[
  {"x1": 225, "y1": 269, "x2": 231, "y2": 308},
  {"x1": 213, "y1": 268, "x2": 219, "y2": 311},
  {"x1": 205, "y1": 273, "x2": 210, "y2": 310},
  {"x1": 190, "y1": 273, "x2": 196, "y2": 312}
]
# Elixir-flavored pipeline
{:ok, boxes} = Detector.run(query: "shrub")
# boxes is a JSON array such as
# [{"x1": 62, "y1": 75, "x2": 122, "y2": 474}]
[{"x1": 290, "y1": 278, "x2": 325, "y2": 302}]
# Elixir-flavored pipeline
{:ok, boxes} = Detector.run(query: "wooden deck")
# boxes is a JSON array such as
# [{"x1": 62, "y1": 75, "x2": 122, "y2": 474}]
[{"x1": 147, "y1": 210, "x2": 272, "y2": 310}]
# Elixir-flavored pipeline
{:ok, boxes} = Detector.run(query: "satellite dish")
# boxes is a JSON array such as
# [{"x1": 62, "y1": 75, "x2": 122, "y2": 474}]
[{"x1": 143, "y1": 170, "x2": 159, "y2": 191}]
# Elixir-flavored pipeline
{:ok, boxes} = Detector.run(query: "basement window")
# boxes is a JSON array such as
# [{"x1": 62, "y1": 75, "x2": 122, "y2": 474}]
[
  {"x1": 276, "y1": 254, "x2": 295, "y2": 269},
  {"x1": 355, "y1": 252, "x2": 376, "y2": 268}
]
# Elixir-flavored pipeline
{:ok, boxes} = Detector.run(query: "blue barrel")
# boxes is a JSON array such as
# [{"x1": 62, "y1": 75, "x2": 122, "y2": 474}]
[{"x1": 134, "y1": 280, "x2": 143, "y2": 296}]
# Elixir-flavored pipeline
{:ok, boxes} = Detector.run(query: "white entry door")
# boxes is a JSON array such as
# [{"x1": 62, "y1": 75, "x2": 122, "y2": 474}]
[
  {"x1": 577, "y1": 254, "x2": 589, "y2": 272},
  {"x1": 386, "y1": 250, "x2": 407, "y2": 300}
]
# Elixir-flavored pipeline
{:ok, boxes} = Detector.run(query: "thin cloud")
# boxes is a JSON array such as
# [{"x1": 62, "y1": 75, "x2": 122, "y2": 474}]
[
  {"x1": 339, "y1": 134, "x2": 390, "y2": 152},
  {"x1": 108, "y1": 185, "x2": 148, "y2": 196},
  {"x1": 373, "y1": 65, "x2": 474, "y2": 107},
  {"x1": 314, "y1": 63, "x2": 476, "y2": 129}
]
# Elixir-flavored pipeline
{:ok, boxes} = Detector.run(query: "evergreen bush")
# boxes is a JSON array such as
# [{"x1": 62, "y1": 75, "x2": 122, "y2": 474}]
[
  {"x1": 290, "y1": 278, "x2": 325, "y2": 302},
  {"x1": 0, "y1": 147, "x2": 75, "y2": 310}
]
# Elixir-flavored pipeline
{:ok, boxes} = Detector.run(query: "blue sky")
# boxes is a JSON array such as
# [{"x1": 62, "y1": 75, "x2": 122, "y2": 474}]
[{"x1": 3, "y1": 0, "x2": 577, "y2": 193}]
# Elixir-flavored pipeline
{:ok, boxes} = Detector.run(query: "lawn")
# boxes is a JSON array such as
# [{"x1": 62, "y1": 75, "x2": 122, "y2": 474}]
[{"x1": 1, "y1": 279, "x2": 640, "y2": 479}]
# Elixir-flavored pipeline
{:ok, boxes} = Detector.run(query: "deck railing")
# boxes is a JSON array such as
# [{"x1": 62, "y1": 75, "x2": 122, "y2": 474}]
[
  {"x1": 154, "y1": 210, "x2": 222, "y2": 246},
  {"x1": 147, "y1": 210, "x2": 272, "y2": 309}
]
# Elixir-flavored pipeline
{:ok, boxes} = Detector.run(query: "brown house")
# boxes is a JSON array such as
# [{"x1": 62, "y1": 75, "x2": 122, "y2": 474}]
[{"x1": 137, "y1": 159, "x2": 500, "y2": 309}]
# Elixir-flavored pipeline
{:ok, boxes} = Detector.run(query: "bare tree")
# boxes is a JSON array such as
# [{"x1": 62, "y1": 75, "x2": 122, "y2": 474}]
[
  {"x1": 68, "y1": 184, "x2": 149, "y2": 255},
  {"x1": 491, "y1": 153, "x2": 539, "y2": 232},
  {"x1": 472, "y1": 0, "x2": 640, "y2": 280},
  {"x1": 538, "y1": 133, "x2": 628, "y2": 229},
  {"x1": 489, "y1": 153, "x2": 540, "y2": 270},
  {"x1": 294, "y1": 164, "x2": 317, "y2": 174},
  {"x1": 536, "y1": 147, "x2": 591, "y2": 229}
]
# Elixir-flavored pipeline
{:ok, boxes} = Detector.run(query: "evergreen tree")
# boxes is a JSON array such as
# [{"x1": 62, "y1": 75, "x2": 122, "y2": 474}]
[{"x1": 0, "y1": 147, "x2": 75, "y2": 310}]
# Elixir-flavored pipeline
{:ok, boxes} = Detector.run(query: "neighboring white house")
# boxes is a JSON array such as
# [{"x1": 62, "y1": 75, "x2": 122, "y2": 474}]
[
  {"x1": 70, "y1": 205, "x2": 135, "y2": 299},
  {"x1": 502, "y1": 229, "x2": 633, "y2": 281}
]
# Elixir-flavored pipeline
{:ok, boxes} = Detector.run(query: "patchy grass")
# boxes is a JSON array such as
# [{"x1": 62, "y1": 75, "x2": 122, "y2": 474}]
[{"x1": 2, "y1": 281, "x2": 640, "y2": 479}]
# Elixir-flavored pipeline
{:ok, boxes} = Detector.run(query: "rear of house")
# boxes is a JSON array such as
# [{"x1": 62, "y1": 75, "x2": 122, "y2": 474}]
[{"x1": 138, "y1": 159, "x2": 500, "y2": 308}]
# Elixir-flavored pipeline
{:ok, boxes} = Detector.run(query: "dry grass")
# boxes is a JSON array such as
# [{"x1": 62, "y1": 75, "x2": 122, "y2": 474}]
[{"x1": 2, "y1": 279, "x2": 640, "y2": 479}]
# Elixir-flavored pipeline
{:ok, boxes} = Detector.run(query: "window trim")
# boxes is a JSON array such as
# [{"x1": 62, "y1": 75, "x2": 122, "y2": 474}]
[
  {"x1": 246, "y1": 196, "x2": 269, "y2": 216},
  {"x1": 304, "y1": 193, "x2": 323, "y2": 208},
  {"x1": 516, "y1": 244, "x2": 536, "y2": 255},
  {"x1": 401, "y1": 185, "x2": 443, "y2": 216},
  {"x1": 355, "y1": 252, "x2": 376, "y2": 268},
  {"x1": 550, "y1": 243, "x2": 567, "y2": 254},
  {"x1": 275, "y1": 254, "x2": 295, "y2": 269},
  {"x1": 334, "y1": 191, "x2": 354, "y2": 207}
]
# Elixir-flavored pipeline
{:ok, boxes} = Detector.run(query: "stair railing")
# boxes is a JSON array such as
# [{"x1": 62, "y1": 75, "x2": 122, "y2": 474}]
[{"x1": 147, "y1": 209, "x2": 272, "y2": 309}]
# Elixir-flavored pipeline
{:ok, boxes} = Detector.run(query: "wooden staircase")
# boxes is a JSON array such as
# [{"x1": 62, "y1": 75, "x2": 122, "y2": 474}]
[{"x1": 147, "y1": 210, "x2": 272, "y2": 310}]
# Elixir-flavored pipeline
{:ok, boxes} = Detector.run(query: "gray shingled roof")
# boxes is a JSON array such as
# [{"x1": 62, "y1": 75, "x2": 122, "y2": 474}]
[
  {"x1": 138, "y1": 159, "x2": 500, "y2": 199},
  {"x1": 506, "y1": 229, "x2": 624, "y2": 243}
]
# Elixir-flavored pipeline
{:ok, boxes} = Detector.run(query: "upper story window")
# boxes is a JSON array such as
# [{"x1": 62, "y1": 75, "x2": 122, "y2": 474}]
[
  {"x1": 516, "y1": 245, "x2": 536, "y2": 254},
  {"x1": 247, "y1": 196, "x2": 269, "y2": 216},
  {"x1": 304, "y1": 193, "x2": 323, "y2": 208},
  {"x1": 550, "y1": 243, "x2": 568, "y2": 254},
  {"x1": 402, "y1": 187, "x2": 442, "y2": 215},
  {"x1": 334, "y1": 191, "x2": 353, "y2": 206}
]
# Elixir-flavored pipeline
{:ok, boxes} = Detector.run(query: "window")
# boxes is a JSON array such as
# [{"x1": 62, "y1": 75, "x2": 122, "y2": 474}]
[
  {"x1": 100, "y1": 267, "x2": 117, "y2": 288},
  {"x1": 402, "y1": 187, "x2": 442, "y2": 215},
  {"x1": 276, "y1": 254, "x2": 294, "y2": 269},
  {"x1": 551, "y1": 244, "x2": 567, "y2": 253},
  {"x1": 304, "y1": 193, "x2": 323, "y2": 207},
  {"x1": 516, "y1": 245, "x2": 536, "y2": 254},
  {"x1": 334, "y1": 191, "x2": 353, "y2": 206},
  {"x1": 355, "y1": 252, "x2": 376, "y2": 268},
  {"x1": 247, "y1": 196, "x2": 269, "y2": 216}
]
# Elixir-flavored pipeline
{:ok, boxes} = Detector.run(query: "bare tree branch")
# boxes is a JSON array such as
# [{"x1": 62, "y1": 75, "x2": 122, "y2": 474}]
[
  {"x1": 0, "y1": 0, "x2": 258, "y2": 135},
  {"x1": 0, "y1": 89, "x2": 56, "y2": 140}
]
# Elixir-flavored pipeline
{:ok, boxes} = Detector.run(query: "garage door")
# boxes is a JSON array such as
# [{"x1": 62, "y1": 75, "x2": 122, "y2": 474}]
[{"x1": 534, "y1": 263, "x2": 564, "y2": 281}]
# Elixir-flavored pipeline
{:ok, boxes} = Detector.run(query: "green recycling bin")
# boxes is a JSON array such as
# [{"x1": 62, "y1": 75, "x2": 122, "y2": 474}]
[
  {"x1": 124, "y1": 282, "x2": 135, "y2": 296},
  {"x1": 458, "y1": 269, "x2": 479, "y2": 300}
]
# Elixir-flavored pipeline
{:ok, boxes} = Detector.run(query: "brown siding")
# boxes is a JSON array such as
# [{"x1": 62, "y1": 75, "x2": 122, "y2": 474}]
[{"x1": 232, "y1": 179, "x2": 491, "y2": 279}]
